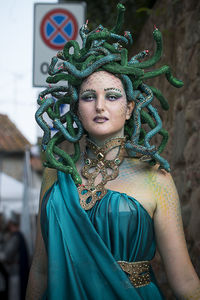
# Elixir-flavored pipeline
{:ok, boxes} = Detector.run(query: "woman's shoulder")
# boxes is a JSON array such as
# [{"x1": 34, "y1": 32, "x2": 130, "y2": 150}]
[
  {"x1": 125, "y1": 158, "x2": 178, "y2": 206},
  {"x1": 118, "y1": 158, "x2": 176, "y2": 214},
  {"x1": 123, "y1": 157, "x2": 173, "y2": 183},
  {"x1": 40, "y1": 168, "x2": 58, "y2": 200}
]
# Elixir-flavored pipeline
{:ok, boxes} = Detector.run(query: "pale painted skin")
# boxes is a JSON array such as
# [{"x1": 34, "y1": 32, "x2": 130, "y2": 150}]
[
  {"x1": 78, "y1": 71, "x2": 134, "y2": 144},
  {"x1": 26, "y1": 71, "x2": 200, "y2": 300}
]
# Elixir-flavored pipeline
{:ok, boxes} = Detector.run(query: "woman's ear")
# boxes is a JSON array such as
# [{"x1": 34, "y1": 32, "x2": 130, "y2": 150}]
[{"x1": 126, "y1": 101, "x2": 135, "y2": 120}]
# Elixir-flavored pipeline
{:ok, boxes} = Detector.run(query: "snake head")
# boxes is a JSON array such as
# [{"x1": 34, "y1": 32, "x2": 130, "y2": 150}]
[{"x1": 98, "y1": 24, "x2": 104, "y2": 31}]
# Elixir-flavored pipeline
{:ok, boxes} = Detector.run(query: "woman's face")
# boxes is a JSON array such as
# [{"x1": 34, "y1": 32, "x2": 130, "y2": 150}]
[{"x1": 78, "y1": 71, "x2": 134, "y2": 143}]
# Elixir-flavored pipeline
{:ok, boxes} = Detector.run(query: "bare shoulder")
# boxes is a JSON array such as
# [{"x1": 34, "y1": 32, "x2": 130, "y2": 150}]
[
  {"x1": 143, "y1": 165, "x2": 179, "y2": 200},
  {"x1": 117, "y1": 159, "x2": 178, "y2": 217},
  {"x1": 40, "y1": 168, "x2": 58, "y2": 200},
  {"x1": 146, "y1": 164, "x2": 175, "y2": 185},
  {"x1": 118, "y1": 157, "x2": 173, "y2": 189}
]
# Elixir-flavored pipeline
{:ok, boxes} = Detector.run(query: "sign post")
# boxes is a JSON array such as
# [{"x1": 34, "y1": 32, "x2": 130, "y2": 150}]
[{"x1": 33, "y1": 2, "x2": 86, "y2": 87}]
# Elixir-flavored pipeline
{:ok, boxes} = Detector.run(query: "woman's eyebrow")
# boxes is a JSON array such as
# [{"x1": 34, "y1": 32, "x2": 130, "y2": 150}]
[
  {"x1": 81, "y1": 89, "x2": 96, "y2": 94},
  {"x1": 104, "y1": 88, "x2": 122, "y2": 93}
]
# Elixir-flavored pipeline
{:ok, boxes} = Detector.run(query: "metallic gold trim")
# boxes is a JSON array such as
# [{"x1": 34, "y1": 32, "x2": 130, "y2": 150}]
[
  {"x1": 118, "y1": 260, "x2": 151, "y2": 288},
  {"x1": 78, "y1": 137, "x2": 126, "y2": 210}
]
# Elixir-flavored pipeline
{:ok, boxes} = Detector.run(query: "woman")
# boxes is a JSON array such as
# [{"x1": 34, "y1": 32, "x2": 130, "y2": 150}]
[{"x1": 26, "y1": 3, "x2": 200, "y2": 299}]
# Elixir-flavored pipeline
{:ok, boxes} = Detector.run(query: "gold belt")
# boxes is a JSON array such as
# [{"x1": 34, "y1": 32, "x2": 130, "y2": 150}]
[{"x1": 118, "y1": 260, "x2": 151, "y2": 288}]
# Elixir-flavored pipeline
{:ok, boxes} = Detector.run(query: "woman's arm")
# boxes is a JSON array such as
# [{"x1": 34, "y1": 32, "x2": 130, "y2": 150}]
[
  {"x1": 153, "y1": 170, "x2": 200, "y2": 299},
  {"x1": 26, "y1": 168, "x2": 57, "y2": 300}
]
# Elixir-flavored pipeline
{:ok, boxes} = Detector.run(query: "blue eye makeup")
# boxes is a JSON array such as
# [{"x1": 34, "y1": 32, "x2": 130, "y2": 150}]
[
  {"x1": 106, "y1": 92, "x2": 122, "y2": 101},
  {"x1": 80, "y1": 91, "x2": 96, "y2": 101},
  {"x1": 79, "y1": 89, "x2": 123, "y2": 102}
]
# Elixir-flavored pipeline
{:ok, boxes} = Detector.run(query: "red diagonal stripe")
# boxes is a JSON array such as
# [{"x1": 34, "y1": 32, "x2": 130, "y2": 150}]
[
  {"x1": 46, "y1": 16, "x2": 67, "y2": 41},
  {"x1": 47, "y1": 15, "x2": 73, "y2": 43},
  {"x1": 58, "y1": 17, "x2": 74, "y2": 41}
]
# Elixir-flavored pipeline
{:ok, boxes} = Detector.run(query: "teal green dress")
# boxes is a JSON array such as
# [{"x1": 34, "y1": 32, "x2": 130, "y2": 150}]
[{"x1": 41, "y1": 171, "x2": 165, "y2": 299}]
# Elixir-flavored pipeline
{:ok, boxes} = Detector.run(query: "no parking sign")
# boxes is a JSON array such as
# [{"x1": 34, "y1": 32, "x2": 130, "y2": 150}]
[{"x1": 33, "y1": 2, "x2": 86, "y2": 87}]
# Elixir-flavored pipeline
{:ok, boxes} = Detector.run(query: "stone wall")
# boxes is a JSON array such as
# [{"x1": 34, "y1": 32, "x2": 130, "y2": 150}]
[{"x1": 130, "y1": 0, "x2": 200, "y2": 298}]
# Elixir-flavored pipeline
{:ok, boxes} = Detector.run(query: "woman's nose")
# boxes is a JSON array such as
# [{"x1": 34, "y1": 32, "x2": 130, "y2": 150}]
[{"x1": 95, "y1": 96, "x2": 105, "y2": 112}]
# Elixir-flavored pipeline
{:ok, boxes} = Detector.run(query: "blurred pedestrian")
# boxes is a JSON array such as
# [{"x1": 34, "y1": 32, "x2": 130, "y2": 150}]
[{"x1": 0, "y1": 211, "x2": 29, "y2": 300}]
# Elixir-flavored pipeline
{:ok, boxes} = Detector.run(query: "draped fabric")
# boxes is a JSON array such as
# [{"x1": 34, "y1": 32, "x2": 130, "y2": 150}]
[{"x1": 41, "y1": 171, "x2": 165, "y2": 300}]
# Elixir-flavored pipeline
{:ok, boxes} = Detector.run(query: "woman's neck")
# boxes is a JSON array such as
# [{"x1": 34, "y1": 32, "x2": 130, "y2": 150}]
[
  {"x1": 85, "y1": 134, "x2": 126, "y2": 161},
  {"x1": 87, "y1": 131, "x2": 125, "y2": 147}
]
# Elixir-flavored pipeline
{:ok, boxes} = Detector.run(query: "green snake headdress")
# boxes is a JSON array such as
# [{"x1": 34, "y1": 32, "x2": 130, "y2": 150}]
[{"x1": 35, "y1": 3, "x2": 183, "y2": 185}]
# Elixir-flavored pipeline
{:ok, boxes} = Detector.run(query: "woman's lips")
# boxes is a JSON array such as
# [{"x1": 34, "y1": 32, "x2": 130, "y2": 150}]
[{"x1": 93, "y1": 116, "x2": 108, "y2": 123}]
